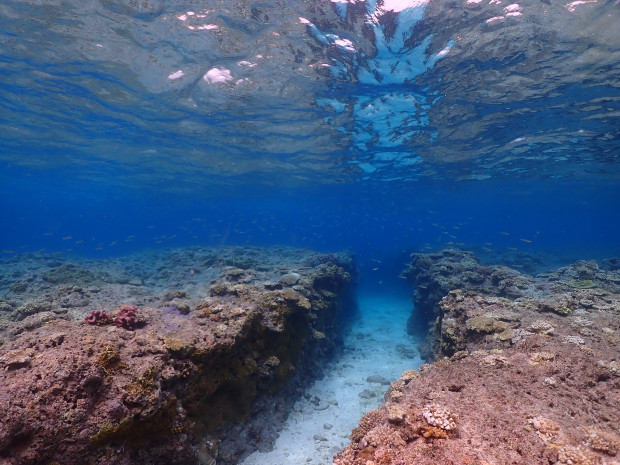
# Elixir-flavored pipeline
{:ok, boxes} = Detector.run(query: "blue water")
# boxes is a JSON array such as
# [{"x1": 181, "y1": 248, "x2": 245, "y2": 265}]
[
  {"x1": 3, "y1": 176, "x2": 619, "y2": 278},
  {"x1": 1, "y1": 3, "x2": 619, "y2": 465},
  {"x1": 1, "y1": 0, "x2": 619, "y2": 273}
]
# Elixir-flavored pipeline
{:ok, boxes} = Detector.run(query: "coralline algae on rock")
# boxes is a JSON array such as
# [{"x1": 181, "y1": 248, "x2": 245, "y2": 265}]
[
  {"x1": 0, "y1": 246, "x2": 355, "y2": 465},
  {"x1": 335, "y1": 249, "x2": 620, "y2": 465}
]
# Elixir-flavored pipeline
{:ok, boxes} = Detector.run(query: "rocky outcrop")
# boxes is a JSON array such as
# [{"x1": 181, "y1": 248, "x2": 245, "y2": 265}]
[
  {"x1": 0, "y1": 246, "x2": 355, "y2": 465},
  {"x1": 402, "y1": 249, "x2": 620, "y2": 361},
  {"x1": 334, "y1": 249, "x2": 620, "y2": 465}
]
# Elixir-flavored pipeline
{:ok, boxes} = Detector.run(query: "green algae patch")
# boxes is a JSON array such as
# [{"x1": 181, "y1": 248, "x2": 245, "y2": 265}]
[
  {"x1": 125, "y1": 366, "x2": 158, "y2": 398},
  {"x1": 568, "y1": 279, "x2": 596, "y2": 289},
  {"x1": 551, "y1": 306, "x2": 573, "y2": 316},
  {"x1": 466, "y1": 316, "x2": 508, "y2": 334},
  {"x1": 538, "y1": 302, "x2": 574, "y2": 316},
  {"x1": 497, "y1": 329, "x2": 514, "y2": 341},
  {"x1": 96, "y1": 345, "x2": 125, "y2": 375},
  {"x1": 163, "y1": 337, "x2": 194, "y2": 356}
]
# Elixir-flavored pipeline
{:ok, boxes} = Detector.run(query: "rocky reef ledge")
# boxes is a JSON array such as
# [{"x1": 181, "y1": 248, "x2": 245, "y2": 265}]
[
  {"x1": 334, "y1": 249, "x2": 620, "y2": 465},
  {"x1": 0, "y1": 246, "x2": 355, "y2": 465}
]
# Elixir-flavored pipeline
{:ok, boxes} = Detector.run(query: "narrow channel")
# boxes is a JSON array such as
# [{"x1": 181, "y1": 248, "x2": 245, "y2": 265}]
[{"x1": 241, "y1": 282, "x2": 422, "y2": 465}]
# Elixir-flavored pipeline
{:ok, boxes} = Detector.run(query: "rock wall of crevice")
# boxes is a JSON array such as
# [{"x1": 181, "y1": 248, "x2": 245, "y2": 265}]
[
  {"x1": 0, "y1": 246, "x2": 355, "y2": 465},
  {"x1": 334, "y1": 249, "x2": 620, "y2": 465}
]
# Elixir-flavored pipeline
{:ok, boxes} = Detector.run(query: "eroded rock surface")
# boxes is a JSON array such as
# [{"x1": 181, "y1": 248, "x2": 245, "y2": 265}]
[
  {"x1": 0, "y1": 246, "x2": 354, "y2": 465},
  {"x1": 335, "y1": 249, "x2": 620, "y2": 465}
]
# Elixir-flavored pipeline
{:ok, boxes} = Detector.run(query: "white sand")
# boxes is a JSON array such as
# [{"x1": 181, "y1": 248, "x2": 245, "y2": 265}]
[{"x1": 241, "y1": 289, "x2": 422, "y2": 465}]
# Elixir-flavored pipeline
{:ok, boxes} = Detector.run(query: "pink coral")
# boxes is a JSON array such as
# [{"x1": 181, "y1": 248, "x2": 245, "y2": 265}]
[
  {"x1": 84, "y1": 309, "x2": 111, "y2": 325},
  {"x1": 84, "y1": 306, "x2": 140, "y2": 331},
  {"x1": 114, "y1": 305, "x2": 139, "y2": 330}
]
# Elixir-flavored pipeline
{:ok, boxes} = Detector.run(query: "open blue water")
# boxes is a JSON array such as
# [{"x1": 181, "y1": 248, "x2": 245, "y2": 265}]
[{"x1": 1, "y1": 0, "x2": 618, "y2": 270}]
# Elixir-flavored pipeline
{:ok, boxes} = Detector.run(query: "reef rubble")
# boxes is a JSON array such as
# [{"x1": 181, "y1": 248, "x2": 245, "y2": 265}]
[
  {"x1": 334, "y1": 249, "x2": 620, "y2": 465},
  {"x1": 0, "y1": 246, "x2": 355, "y2": 465}
]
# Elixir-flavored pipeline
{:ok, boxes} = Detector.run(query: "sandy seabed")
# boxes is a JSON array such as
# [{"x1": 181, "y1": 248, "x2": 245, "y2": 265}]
[{"x1": 241, "y1": 291, "x2": 421, "y2": 465}]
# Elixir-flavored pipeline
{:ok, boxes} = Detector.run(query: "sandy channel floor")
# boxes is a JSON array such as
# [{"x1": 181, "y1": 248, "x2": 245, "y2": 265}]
[{"x1": 241, "y1": 289, "x2": 422, "y2": 465}]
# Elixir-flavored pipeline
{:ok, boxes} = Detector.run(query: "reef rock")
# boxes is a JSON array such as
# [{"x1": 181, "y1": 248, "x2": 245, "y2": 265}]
[
  {"x1": 335, "y1": 249, "x2": 620, "y2": 465},
  {"x1": 0, "y1": 246, "x2": 354, "y2": 465}
]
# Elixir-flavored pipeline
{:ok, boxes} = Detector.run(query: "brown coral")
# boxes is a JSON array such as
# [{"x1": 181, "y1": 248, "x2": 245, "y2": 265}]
[
  {"x1": 583, "y1": 427, "x2": 620, "y2": 456},
  {"x1": 557, "y1": 445, "x2": 601, "y2": 465},
  {"x1": 419, "y1": 425, "x2": 449, "y2": 439},
  {"x1": 351, "y1": 409, "x2": 384, "y2": 442},
  {"x1": 386, "y1": 405, "x2": 406, "y2": 425},
  {"x1": 528, "y1": 416, "x2": 562, "y2": 443}
]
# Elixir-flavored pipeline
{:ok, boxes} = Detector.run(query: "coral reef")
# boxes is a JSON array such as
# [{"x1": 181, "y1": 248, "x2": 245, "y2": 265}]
[
  {"x1": 0, "y1": 246, "x2": 354, "y2": 465},
  {"x1": 334, "y1": 249, "x2": 620, "y2": 465}
]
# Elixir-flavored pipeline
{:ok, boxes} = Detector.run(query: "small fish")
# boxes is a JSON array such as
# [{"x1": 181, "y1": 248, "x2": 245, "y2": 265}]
[
  {"x1": 372, "y1": 267, "x2": 379, "y2": 271},
  {"x1": 62, "y1": 236, "x2": 73, "y2": 240},
  {"x1": 371, "y1": 259, "x2": 382, "y2": 263},
  {"x1": 499, "y1": 231, "x2": 510, "y2": 236},
  {"x1": 43, "y1": 232, "x2": 54, "y2": 236},
  {"x1": 75, "y1": 240, "x2": 84, "y2": 244},
  {"x1": 110, "y1": 241, "x2": 118, "y2": 246},
  {"x1": 2, "y1": 249, "x2": 16, "y2": 254},
  {"x1": 520, "y1": 238, "x2": 533, "y2": 243}
]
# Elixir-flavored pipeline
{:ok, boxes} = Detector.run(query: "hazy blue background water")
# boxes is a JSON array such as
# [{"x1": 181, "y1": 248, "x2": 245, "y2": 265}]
[{"x1": 1, "y1": 0, "x2": 619, "y2": 282}]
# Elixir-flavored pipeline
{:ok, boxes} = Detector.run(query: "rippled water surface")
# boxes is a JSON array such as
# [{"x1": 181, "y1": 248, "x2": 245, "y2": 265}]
[{"x1": 1, "y1": 0, "x2": 619, "y2": 259}]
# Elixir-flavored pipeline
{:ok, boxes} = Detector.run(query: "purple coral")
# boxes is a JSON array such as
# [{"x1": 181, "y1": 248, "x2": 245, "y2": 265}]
[
  {"x1": 84, "y1": 310, "x2": 111, "y2": 325},
  {"x1": 114, "y1": 305, "x2": 139, "y2": 331}
]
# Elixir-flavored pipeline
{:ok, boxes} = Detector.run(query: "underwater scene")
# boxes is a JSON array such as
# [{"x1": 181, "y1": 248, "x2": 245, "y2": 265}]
[{"x1": 1, "y1": 0, "x2": 619, "y2": 464}]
